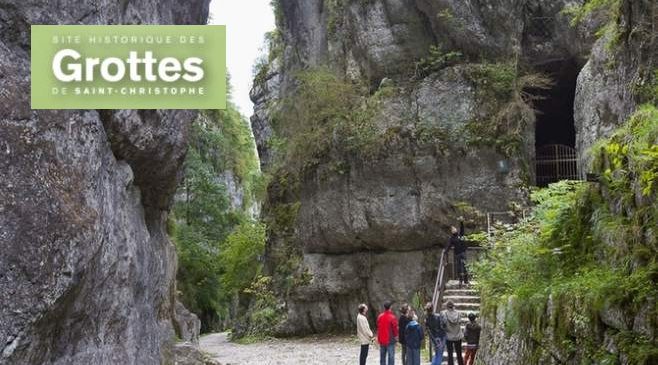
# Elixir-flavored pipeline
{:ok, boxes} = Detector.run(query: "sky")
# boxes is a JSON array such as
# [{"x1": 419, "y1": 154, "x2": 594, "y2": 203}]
[{"x1": 209, "y1": 0, "x2": 276, "y2": 117}]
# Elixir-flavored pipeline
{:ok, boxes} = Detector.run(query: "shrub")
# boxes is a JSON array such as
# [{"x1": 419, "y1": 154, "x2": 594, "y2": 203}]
[
  {"x1": 562, "y1": 0, "x2": 621, "y2": 28},
  {"x1": 415, "y1": 45, "x2": 463, "y2": 78},
  {"x1": 271, "y1": 67, "x2": 390, "y2": 173},
  {"x1": 241, "y1": 275, "x2": 282, "y2": 338},
  {"x1": 593, "y1": 104, "x2": 658, "y2": 198},
  {"x1": 462, "y1": 63, "x2": 552, "y2": 155},
  {"x1": 562, "y1": 0, "x2": 622, "y2": 47}
]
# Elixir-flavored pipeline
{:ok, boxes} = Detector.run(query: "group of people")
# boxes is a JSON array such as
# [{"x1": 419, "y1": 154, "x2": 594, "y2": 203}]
[
  {"x1": 355, "y1": 219, "x2": 479, "y2": 365},
  {"x1": 356, "y1": 301, "x2": 481, "y2": 365}
]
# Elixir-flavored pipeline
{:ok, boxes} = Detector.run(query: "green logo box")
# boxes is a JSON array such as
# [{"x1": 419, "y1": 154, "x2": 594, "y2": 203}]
[{"x1": 31, "y1": 25, "x2": 226, "y2": 109}]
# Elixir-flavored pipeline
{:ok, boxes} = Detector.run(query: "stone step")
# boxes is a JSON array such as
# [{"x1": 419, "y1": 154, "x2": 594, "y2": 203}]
[
  {"x1": 445, "y1": 280, "x2": 477, "y2": 289},
  {"x1": 443, "y1": 289, "x2": 478, "y2": 297},
  {"x1": 442, "y1": 295, "x2": 480, "y2": 304},
  {"x1": 447, "y1": 302, "x2": 480, "y2": 311}
]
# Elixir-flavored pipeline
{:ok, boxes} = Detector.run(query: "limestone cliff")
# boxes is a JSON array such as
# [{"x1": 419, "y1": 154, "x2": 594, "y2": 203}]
[
  {"x1": 0, "y1": 1, "x2": 210, "y2": 364},
  {"x1": 248, "y1": 0, "x2": 604, "y2": 336},
  {"x1": 477, "y1": 0, "x2": 657, "y2": 364}
]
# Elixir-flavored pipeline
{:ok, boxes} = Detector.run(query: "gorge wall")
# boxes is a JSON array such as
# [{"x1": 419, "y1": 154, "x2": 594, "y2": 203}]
[
  {"x1": 0, "y1": 1, "x2": 210, "y2": 364},
  {"x1": 477, "y1": 0, "x2": 657, "y2": 364},
  {"x1": 248, "y1": 0, "x2": 607, "y2": 336}
]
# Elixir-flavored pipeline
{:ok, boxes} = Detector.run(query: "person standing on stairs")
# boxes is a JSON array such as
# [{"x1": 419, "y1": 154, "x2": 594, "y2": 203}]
[
  {"x1": 357, "y1": 303, "x2": 374, "y2": 365},
  {"x1": 449, "y1": 217, "x2": 469, "y2": 287},
  {"x1": 425, "y1": 302, "x2": 447, "y2": 365},
  {"x1": 377, "y1": 300, "x2": 399, "y2": 365},
  {"x1": 443, "y1": 301, "x2": 465, "y2": 365},
  {"x1": 403, "y1": 309, "x2": 423, "y2": 365},
  {"x1": 398, "y1": 304, "x2": 411, "y2": 365},
  {"x1": 464, "y1": 313, "x2": 481, "y2": 365}
]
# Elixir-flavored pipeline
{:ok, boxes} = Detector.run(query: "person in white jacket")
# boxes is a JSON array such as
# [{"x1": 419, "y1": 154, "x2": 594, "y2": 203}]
[
  {"x1": 357, "y1": 303, "x2": 374, "y2": 365},
  {"x1": 443, "y1": 301, "x2": 464, "y2": 365}
]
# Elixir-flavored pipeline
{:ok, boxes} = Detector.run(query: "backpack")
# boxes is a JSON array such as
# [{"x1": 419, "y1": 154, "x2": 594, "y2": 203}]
[{"x1": 427, "y1": 312, "x2": 446, "y2": 338}]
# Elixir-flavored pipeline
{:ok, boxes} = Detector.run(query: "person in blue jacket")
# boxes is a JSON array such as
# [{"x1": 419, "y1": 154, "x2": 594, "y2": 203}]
[{"x1": 404, "y1": 309, "x2": 424, "y2": 365}]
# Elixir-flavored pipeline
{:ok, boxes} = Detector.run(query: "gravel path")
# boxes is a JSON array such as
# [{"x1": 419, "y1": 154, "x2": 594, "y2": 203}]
[{"x1": 200, "y1": 332, "x2": 406, "y2": 365}]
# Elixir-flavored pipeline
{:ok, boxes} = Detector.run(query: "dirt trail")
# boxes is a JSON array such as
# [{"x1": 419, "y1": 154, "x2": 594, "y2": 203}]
[{"x1": 200, "y1": 332, "x2": 405, "y2": 365}]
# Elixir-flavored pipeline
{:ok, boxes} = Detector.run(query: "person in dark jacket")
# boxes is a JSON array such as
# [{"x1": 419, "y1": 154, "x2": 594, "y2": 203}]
[
  {"x1": 403, "y1": 309, "x2": 424, "y2": 365},
  {"x1": 425, "y1": 302, "x2": 447, "y2": 365},
  {"x1": 449, "y1": 217, "x2": 469, "y2": 286},
  {"x1": 398, "y1": 304, "x2": 411, "y2": 365},
  {"x1": 464, "y1": 313, "x2": 481, "y2": 365}
]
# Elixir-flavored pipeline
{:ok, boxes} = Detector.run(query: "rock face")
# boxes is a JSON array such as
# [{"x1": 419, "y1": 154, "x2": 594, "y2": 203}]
[
  {"x1": 250, "y1": 0, "x2": 597, "y2": 335},
  {"x1": 254, "y1": 0, "x2": 595, "y2": 162},
  {"x1": 478, "y1": 1, "x2": 658, "y2": 364},
  {"x1": 0, "y1": 1, "x2": 210, "y2": 364},
  {"x1": 574, "y1": 0, "x2": 657, "y2": 171}
]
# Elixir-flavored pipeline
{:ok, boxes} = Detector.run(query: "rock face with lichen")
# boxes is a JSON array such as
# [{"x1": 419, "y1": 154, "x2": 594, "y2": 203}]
[
  {"x1": 0, "y1": 1, "x2": 210, "y2": 364},
  {"x1": 574, "y1": 0, "x2": 657, "y2": 169},
  {"x1": 248, "y1": 0, "x2": 602, "y2": 336},
  {"x1": 478, "y1": 1, "x2": 658, "y2": 364}
]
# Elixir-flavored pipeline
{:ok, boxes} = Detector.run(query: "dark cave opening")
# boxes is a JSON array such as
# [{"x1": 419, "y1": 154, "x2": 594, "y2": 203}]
[{"x1": 531, "y1": 58, "x2": 582, "y2": 186}]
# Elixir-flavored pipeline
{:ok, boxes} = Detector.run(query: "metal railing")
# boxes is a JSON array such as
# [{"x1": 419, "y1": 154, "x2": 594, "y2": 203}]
[
  {"x1": 431, "y1": 248, "x2": 448, "y2": 314},
  {"x1": 428, "y1": 248, "x2": 448, "y2": 362},
  {"x1": 535, "y1": 144, "x2": 579, "y2": 186},
  {"x1": 427, "y1": 246, "x2": 484, "y2": 361}
]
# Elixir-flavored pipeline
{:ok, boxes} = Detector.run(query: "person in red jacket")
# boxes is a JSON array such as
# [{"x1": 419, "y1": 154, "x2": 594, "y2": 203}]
[{"x1": 377, "y1": 301, "x2": 399, "y2": 365}]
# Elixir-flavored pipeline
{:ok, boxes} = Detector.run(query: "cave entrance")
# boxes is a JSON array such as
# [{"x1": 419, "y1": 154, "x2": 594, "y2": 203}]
[{"x1": 532, "y1": 58, "x2": 581, "y2": 186}]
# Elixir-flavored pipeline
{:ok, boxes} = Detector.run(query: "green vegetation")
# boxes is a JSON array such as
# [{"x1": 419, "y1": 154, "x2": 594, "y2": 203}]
[
  {"x1": 254, "y1": 1, "x2": 285, "y2": 85},
  {"x1": 270, "y1": 67, "x2": 394, "y2": 175},
  {"x1": 220, "y1": 222, "x2": 267, "y2": 296},
  {"x1": 415, "y1": 45, "x2": 463, "y2": 78},
  {"x1": 563, "y1": 0, "x2": 621, "y2": 28},
  {"x1": 171, "y1": 103, "x2": 266, "y2": 333},
  {"x1": 253, "y1": 29, "x2": 283, "y2": 85},
  {"x1": 634, "y1": 69, "x2": 658, "y2": 105},
  {"x1": 563, "y1": 0, "x2": 622, "y2": 47},
  {"x1": 239, "y1": 275, "x2": 280, "y2": 338},
  {"x1": 270, "y1": 62, "x2": 549, "y2": 174},
  {"x1": 195, "y1": 109, "x2": 264, "y2": 207},
  {"x1": 593, "y1": 104, "x2": 658, "y2": 200},
  {"x1": 462, "y1": 63, "x2": 552, "y2": 156},
  {"x1": 232, "y1": 172, "x2": 303, "y2": 338},
  {"x1": 473, "y1": 105, "x2": 658, "y2": 363}
]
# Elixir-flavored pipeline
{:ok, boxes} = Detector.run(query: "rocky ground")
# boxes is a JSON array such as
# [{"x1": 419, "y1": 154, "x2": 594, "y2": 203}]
[{"x1": 201, "y1": 332, "x2": 408, "y2": 365}]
